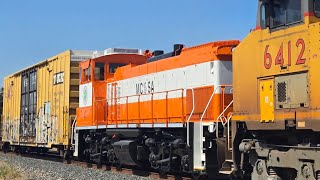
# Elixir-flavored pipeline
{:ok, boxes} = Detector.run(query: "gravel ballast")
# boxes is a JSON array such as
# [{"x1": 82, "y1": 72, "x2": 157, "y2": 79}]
[{"x1": 0, "y1": 153, "x2": 153, "y2": 180}]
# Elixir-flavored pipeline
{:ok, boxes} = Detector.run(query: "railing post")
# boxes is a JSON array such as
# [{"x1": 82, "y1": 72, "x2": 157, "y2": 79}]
[
  {"x1": 228, "y1": 114, "x2": 232, "y2": 151},
  {"x1": 104, "y1": 100, "x2": 107, "y2": 123},
  {"x1": 105, "y1": 99, "x2": 108, "y2": 126},
  {"x1": 151, "y1": 93, "x2": 154, "y2": 128},
  {"x1": 186, "y1": 88, "x2": 195, "y2": 147},
  {"x1": 166, "y1": 92, "x2": 169, "y2": 128},
  {"x1": 71, "y1": 116, "x2": 77, "y2": 146},
  {"x1": 181, "y1": 89, "x2": 184, "y2": 123},
  {"x1": 138, "y1": 95, "x2": 141, "y2": 127},
  {"x1": 115, "y1": 96, "x2": 118, "y2": 128},
  {"x1": 126, "y1": 96, "x2": 129, "y2": 128},
  {"x1": 221, "y1": 86, "x2": 225, "y2": 117}
]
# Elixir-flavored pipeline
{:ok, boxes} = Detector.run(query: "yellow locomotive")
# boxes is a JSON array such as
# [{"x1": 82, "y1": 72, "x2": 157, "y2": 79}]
[{"x1": 232, "y1": 0, "x2": 320, "y2": 179}]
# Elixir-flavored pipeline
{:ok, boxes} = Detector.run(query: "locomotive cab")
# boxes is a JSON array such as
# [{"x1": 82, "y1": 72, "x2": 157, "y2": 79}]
[
  {"x1": 74, "y1": 49, "x2": 147, "y2": 157},
  {"x1": 232, "y1": 0, "x2": 320, "y2": 179},
  {"x1": 76, "y1": 49, "x2": 147, "y2": 128}
]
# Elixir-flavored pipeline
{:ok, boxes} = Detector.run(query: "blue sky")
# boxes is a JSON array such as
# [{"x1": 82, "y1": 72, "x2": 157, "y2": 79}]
[{"x1": 0, "y1": 1, "x2": 257, "y2": 85}]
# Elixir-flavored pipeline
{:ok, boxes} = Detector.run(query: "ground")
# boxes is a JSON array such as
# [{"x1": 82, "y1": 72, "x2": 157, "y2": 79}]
[{"x1": 0, "y1": 161, "x2": 22, "y2": 180}]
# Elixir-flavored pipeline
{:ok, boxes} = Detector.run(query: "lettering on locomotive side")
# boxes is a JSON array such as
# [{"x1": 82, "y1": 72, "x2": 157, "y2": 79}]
[{"x1": 136, "y1": 81, "x2": 155, "y2": 95}]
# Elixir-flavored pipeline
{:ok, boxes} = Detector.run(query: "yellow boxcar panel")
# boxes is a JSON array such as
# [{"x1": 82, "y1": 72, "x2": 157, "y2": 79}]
[
  {"x1": 3, "y1": 75, "x2": 21, "y2": 143},
  {"x1": 3, "y1": 50, "x2": 92, "y2": 148}
]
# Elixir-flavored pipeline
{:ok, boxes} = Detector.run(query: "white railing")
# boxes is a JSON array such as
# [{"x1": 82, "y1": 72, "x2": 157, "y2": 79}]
[
  {"x1": 186, "y1": 88, "x2": 195, "y2": 147},
  {"x1": 199, "y1": 85, "x2": 231, "y2": 143},
  {"x1": 215, "y1": 100, "x2": 233, "y2": 137},
  {"x1": 227, "y1": 114, "x2": 233, "y2": 151},
  {"x1": 215, "y1": 99, "x2": 233, "y2": 151},
  {"x1": 199, "y1": 85, "x2": 233, "y2": 152},
  {"x1": 71, "y1": 116, "x2": 77, "y2": 146}
]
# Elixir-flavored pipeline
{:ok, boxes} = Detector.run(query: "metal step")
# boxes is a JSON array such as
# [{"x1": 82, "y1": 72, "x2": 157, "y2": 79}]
[
  {"x1": 219, "y1": 170, "x2": 233, "y2": 175},
  {"x1": 219, "y1": 159, "x2": 234, "y2": 175}
]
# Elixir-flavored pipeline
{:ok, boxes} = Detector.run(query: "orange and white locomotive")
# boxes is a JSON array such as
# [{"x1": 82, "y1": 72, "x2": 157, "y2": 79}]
[{"x1": 74, "y1": 41, "x2": 239, "y2": 176}]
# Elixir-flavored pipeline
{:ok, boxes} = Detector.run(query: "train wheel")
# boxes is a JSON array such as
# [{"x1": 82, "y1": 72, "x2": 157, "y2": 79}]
[
  {"x1": 64, "y1": 150, "x2": 72, "y2": 164},
  {"x1": 86, "y1": 162, "x2": 93, "y2": 168},
  {"x1": 97, "y1": 161, "x2": 103, "y2": 169},
  {"x1": 191, "y1": 171, "x2": 201, "y2": 180},
  {"x1": 116, "y1": 164, "x2": 122, "y2": 171},
  {"x1": 2, "y1": 143, "x2": 9, "y2": 154}
]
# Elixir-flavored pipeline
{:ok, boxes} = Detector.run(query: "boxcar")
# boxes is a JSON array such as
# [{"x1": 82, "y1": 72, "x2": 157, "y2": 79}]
[{"x1": 2, "y1": 50, "x2": 94, "y2": 153}]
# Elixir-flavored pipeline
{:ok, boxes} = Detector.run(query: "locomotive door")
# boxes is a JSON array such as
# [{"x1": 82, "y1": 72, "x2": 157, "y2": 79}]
[
  {"x1": 259, "y1": 79, "x2": 275, "y2": 122},
  {"x1": 107, "y1": 83, "x2": 117, "y2": 123},
  {"x1": 20, "y1": 69, "x2": 37, "y2": 143}
]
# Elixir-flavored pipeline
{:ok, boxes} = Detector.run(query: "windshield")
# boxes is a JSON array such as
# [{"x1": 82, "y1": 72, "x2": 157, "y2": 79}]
[{"x1": 109, "y1": 63, "x2": 126, "y2": 74}]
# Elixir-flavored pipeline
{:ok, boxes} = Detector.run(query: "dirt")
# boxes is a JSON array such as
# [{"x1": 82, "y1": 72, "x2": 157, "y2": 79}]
[{"x1": 0, "y1": 161, "x2": 22, "y2": 180}]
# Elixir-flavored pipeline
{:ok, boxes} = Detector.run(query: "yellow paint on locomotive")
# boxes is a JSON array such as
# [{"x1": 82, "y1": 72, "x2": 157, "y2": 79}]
[{"x1": 233, "y1": 13, "x2": 320, "y2": 128}]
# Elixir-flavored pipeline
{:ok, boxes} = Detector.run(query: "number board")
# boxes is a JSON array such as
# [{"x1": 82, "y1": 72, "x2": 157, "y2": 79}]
[
  {"x1": 53, "y1": 72, "x2": 65, "y2": 85},
  {"x1": 264, "y1": 39, "x2": 306, "y2": 69}
]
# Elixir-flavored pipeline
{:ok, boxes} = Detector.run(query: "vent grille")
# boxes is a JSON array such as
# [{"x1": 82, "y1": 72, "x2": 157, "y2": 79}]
[{"x1": 277, "y1": 82, "x2": 287, "y2": 102}]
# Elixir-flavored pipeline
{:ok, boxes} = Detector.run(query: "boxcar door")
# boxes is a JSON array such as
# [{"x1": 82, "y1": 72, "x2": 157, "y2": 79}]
[{"x1": 20, "y1": 69, "x2": 37, "y2": 143}]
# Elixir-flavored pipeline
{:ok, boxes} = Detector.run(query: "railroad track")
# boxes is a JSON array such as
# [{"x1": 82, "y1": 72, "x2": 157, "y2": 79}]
[{"x1": 0, "y1": 151, "x2": 191, "y2": 180}]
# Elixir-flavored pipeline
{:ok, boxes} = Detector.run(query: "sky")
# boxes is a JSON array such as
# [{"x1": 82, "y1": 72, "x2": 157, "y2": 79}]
[{"x1": 0, "y1": 1, "x2": 258, "y2": 86}]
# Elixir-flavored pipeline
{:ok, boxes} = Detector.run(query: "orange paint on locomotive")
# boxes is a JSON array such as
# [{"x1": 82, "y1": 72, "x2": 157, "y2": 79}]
[{"x1": 76, "y1": 41, "x2": 239, "y2": 129}]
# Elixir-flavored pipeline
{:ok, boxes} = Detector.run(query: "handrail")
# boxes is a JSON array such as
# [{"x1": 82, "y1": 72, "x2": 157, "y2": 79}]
[
  {"x1": 200, "y1": 85, "x2": 232, "y2": 125},
  {"x1": 213, "y1": 87, "x2": 233, "y2": 151},
  {"x1": 103, "y1": 88, "x2": 185, "y2": 127},
  {"x1": 227, "y1": 113, "x2": 233, "y2": 151},
  {"x1": 199, "y1": 85, "x2": 232, "y2": 152},
  {"x1": 186, "y1": 88, "x2": 195, "y2": 147},
  {"x1": 96, "y1": 88, "x2": 185, "y2": 102},
  {"x1": 221, "y1": 102, "x2": 233, "y2": 126},
  {"x1": 216, "y1": 100, "x2": 233, "y2": 138},
  {"x1": 71, "y1": 116, "x2": 77, "y2": 146}
]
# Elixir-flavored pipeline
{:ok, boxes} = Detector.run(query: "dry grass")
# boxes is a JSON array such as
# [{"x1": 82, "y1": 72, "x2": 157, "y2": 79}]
[{"x1": 0, "y1": 162, "x2": 21, "y2": 180}]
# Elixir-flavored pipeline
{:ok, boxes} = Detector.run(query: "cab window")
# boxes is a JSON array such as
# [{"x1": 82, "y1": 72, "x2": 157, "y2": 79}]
[
  {"x1": 260, "y1": 4, "x2": 267, "y2": 29},
  {"x1": 261, "y1": 0, "x2": 302, "y2": 29},
  {"x1": 109, "y1": 63, "x2": 125, "y2": 74},
  {"x1": 315, "y1": 0, "x2": 320, "y2": 17},
  {"x1": 286, "y1": 0, "x2": 301, "y2": 24},
  {"x1": 84, "y1": 65, "x2": 91, "y2": 82},
  {"x1": 94, "y1": 62, "x2": 105, "y2": 81}
]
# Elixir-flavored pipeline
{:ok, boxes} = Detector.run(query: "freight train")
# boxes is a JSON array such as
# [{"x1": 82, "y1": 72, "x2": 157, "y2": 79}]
[{"x1": 2, "y1": 0, "x2": 320, "y2": 179}]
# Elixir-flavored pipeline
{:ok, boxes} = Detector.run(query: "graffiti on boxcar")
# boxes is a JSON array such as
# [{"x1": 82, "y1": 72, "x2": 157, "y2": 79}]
[
  {"x1": 36, "y1": 107, "x2": 48, "y2": 144},
  {"x1": 3, "y1": 118, "x2": 19, "y2": 142},
  {"x1": 7, "y1": 85, "x2": 13, "y2": 100}
]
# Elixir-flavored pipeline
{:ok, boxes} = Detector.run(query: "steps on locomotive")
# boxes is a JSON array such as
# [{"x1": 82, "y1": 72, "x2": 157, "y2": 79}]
[
  {"x1": 219, "y1": 159, "x2": 234, "y2": 175},
  {"x1": 215, "y1": 135, "x2": 234, "y2": 175}
]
